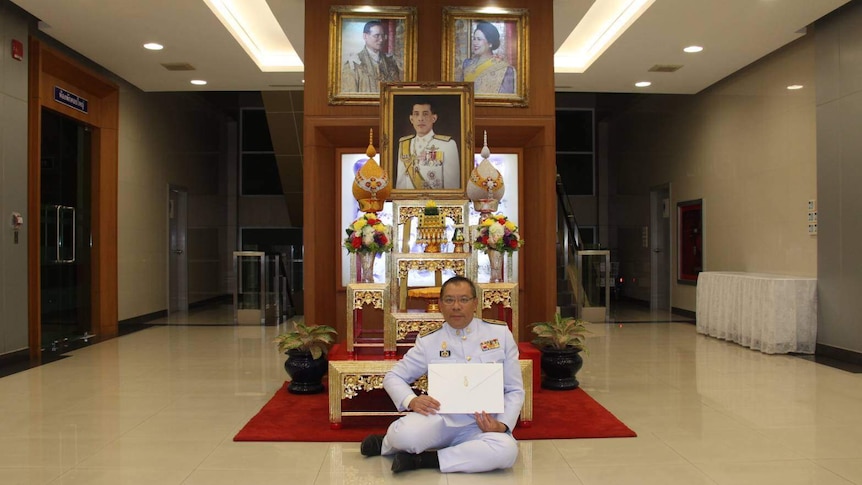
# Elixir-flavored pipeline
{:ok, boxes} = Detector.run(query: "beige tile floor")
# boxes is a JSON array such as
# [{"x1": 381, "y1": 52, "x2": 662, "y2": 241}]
[
  {"x1": 1, "y1": 303, "x2": 861, "y2": 484},
  {"x1": 146, "y1": 303, "x2": 238, "y2": 326}
]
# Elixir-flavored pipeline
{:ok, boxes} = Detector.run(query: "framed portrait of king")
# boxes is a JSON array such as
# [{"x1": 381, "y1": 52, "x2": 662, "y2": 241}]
[
  {"x1": 380, "y1": 82, "x2": 474, "y2": 200},
  {"x1": 328, "y1": 6, "x2": 417, "y2": 105},
  {"x1": 442, "y1": 7, "x2": 529, "y2": 107}
]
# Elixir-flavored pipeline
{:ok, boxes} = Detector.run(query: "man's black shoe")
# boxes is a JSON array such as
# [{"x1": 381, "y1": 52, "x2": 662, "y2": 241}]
[
  {"x1": 360, "y1": 434, "x2": 384, "y2": 457},
  {"x1": 391, "y1": 451, "x2": 439, "y2": 473},
  {"x1": 391, "y1": 452, "x2": 420, "y2": 473}
]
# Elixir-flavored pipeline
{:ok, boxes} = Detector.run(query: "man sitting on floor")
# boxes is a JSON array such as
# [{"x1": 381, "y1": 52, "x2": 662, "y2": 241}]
[{"x1": 360, "y1": 276, "x2": 525, "y2": 473}]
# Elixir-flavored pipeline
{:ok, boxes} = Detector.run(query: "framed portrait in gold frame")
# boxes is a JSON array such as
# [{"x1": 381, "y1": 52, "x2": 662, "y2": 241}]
[
  {"x1": 328, "y1": 6, "x2": 417, "y2": 105},
  {"x1": 442, "y1": 7, "x2": 529, "y2": 107},
  {"x1": 380, "y1": 82, "x2": 474, "y2": 200}
]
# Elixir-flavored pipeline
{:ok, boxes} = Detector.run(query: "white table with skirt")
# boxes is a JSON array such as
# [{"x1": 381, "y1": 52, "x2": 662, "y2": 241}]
[{"x1": 696, "y1": 272, "x2": 817, "y2": 354}]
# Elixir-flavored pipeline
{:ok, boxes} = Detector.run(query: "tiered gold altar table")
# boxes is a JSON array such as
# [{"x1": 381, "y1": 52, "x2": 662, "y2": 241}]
[
  {"x1": 336, "y1": 199, "x2": 530, "y2": 429},
  {"x1": 346, "y1": 277, "x2": 520, "y2": 357}
]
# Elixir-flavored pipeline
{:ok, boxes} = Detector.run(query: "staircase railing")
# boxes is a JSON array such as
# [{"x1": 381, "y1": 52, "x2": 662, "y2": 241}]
[{"x1": 556, "y1": 174, "x2": 590, "y2": 311}]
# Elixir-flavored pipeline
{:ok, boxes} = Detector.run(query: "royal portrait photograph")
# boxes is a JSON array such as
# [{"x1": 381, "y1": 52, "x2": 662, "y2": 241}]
[
  {"x1": 443, "y1": 7, "x2": 528, "y2": 107},
  {"x1": 381, "y1": 83, "x2": 474, "y2": 200},
  {"x1": 328, "y1": 6, "x2": 416, "y2": 105}
]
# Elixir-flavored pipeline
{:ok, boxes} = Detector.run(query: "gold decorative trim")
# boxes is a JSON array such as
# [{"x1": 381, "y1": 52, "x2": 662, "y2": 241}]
[
  {"x1": 439, "y1": 206, "x2": 463, "y2": 224},
  {"x1": 398, "y1": 206, "x2": 423, "y2": 223},
  {"x1": 396, "y1": 319, "x2": 444, "y2": 340},
  {"x1": 413, "y1": 374, "x2": 428, "y2": 392},
  {"x1": 397, "y1": 205, "x2": 464, "y2": 225},
  {"x1": 397, "y1": 259, "x2": 466, "y2": 278},
  {"x1": 481, "y1": 289, "x2": 512, "y2": 308},
  {"x1": 337, "y1": 366, "x2": 427, "y2": 400},
  {"x1": 343, "y1": 373, "x2": 386, "y2": 398},
  {"x1": 353, "y1": 290, "x2": 384, "y2": 309}
]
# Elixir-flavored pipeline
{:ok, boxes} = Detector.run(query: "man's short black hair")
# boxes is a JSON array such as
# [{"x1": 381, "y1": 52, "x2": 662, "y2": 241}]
[
  {"x1": 363, "y1": 20, "x2": 383, "y2": 34},
  {"x1": 410, "y1": 98, "x2": 436, "y2": 114},
  {"x1": 441, "y1": 275, "x2": 477, "y2": 299}
]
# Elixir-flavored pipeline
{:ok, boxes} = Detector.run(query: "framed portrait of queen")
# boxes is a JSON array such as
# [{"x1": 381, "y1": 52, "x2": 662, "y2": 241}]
[
  {"x1": 380, "y1": 82, "x2": 474, "y2": 200},
  {"x1": 442, "y1": 7, "x2": 529, "y2": 107}
]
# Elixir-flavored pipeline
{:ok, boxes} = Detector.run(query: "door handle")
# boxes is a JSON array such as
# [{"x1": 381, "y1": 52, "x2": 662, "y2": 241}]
[
  {"x1": 54, "y1": 205, "x2": 76, "y2": 263},
  {"x1": 174, "y1": 249, "x2": 184, "y2": 255}
]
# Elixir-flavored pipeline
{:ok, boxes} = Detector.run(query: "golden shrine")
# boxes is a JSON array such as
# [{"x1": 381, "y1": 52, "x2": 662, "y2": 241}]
[{"x1": 332, "y1": 129, "x2": 530, "y2": 430}]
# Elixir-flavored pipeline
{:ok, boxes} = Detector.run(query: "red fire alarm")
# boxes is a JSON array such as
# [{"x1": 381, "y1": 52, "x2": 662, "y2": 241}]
[{"x1": 11, "y1": 39, "x2": 24, "y2": 61}]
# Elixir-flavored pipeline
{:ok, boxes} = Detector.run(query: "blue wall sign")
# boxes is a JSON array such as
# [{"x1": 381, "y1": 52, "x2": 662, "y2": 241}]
[{"x1": 53, "y1": 86, "x2": 89, "y2": 114}]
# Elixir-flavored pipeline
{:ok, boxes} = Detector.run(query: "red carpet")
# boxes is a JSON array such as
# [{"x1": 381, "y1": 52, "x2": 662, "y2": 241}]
[{"x1": 234, "y1": 382, "x2": 636, "y2": 442}]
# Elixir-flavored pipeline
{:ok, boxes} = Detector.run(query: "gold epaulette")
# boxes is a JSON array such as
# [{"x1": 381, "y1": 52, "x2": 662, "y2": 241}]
[
  {"x1": 419, "y1": 325, "x2": 443, "y2": 337},
  {"x1": 399, "y1": 134, "x2": 416, "y2": 142},
  {"x1": 432, "y1": 134, "x2": 452, "y2": 142},
  {"x1": 483, "y1": 319, "x2": 507, "y2": 326}
]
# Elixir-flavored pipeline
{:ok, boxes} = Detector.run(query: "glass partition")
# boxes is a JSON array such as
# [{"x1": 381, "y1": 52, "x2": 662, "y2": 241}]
[
  {"x1": 577, "y1": 249, "x2": 610, "y2": 322},
  {"x1": 265, "y1": 254, "x2": 283, "y2": 325},
  {"x1": 234, "y1": 251, "x2": 266, "y2": 325},
  {"x1": 234, "y1": 251, "x2": 286, "y2": 325}
]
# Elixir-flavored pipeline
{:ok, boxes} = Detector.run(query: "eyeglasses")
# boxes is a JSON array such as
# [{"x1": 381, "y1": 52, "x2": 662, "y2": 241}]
[{"x1": 441, "y1": 297, "x2": 475, "y2": 306}]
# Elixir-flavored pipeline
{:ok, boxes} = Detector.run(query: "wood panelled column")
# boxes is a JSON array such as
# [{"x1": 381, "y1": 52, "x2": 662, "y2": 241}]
[
  {"x1": 91, "y1": 92, "x2": 119, "y2": 340},
  {"x1": 301, "y1": 123, "x2": 335, "y2": 329}
]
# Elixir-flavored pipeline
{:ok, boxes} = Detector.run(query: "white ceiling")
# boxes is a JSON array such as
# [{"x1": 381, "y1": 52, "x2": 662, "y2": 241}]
[{"x1": 10, "y1": 0, "x2": 851, "y2": 94}]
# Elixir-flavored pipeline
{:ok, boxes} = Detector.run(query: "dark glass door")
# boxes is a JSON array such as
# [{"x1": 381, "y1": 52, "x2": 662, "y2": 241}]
[{"x1": 40, "y1": 108, "x2": 92, "y2": 351}]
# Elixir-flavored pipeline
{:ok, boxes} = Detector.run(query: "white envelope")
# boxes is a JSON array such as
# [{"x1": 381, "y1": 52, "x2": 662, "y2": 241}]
[{"x1": 427, "y1": 363, "x2": 504, "y2": 414}]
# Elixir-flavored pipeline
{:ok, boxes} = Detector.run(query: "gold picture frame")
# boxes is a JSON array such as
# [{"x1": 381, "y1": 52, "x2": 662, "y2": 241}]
[
  {"x1": 380, "y1": 82, "x2": 474, "y2": 200},
  {"x1": 328, "y1": 6, "x2": 417, "y2": 105},
  {"x1": 442, "y1": 7, "x2": 529, "y2": 107}
]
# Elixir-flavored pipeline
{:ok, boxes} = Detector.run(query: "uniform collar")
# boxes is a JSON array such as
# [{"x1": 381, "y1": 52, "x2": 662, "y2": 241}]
[
  {"x1": 415, "y1": 130, "x2": 436, "y2": 144},
  {"x1": 447, "y1": 318, "x2": 476, "y2": 338}
]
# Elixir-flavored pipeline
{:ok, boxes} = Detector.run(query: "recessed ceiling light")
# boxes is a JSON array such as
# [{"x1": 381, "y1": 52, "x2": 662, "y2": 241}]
[
  {"x1": 555, "y1": 0, "x2": 656, "y2": 73},
  {"x1": 683, "y1": 45, "x2": 703, "y2": 53},
  {"x1": 787, "y1": 84, "x2": 804, "y2": 90},
  {"x1": 635, "y1": 81, "x2": 652, "y2": 88},
  {"x1": 143, "y1": 43, "x2": 164, "y2": 51},
  {"x1": 202, "y1": 0, "x2": 303, "y2": 72},
  {"x1": 190, "y1": 80, "x2": 207, "y2": 86}
]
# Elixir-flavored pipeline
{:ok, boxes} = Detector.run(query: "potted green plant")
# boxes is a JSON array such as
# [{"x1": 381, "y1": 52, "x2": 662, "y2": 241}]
[
  {"x1": 530, "y1": 314, "x2": 590, "y2": 390},
  {"x1": 274, "y1": 322, "x2": 337, "y2": 394}
]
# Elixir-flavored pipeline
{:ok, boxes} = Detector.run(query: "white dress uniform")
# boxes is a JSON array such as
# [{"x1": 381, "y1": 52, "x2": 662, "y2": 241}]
[
  {"x1": 381, "y1": 317, "x2": 524, "y2": 473},
  {"x1": 395, "y1": 130, "x2": 460, "y2": 190}
]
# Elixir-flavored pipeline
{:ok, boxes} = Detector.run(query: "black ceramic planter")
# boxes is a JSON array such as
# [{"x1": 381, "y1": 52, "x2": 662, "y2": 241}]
[
  {"x1": 540, "y1": 347, "x2": 583, "y2": 390},
  {"x1": 284, "y1": 349, "x2": 328, "y2": 394}
]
